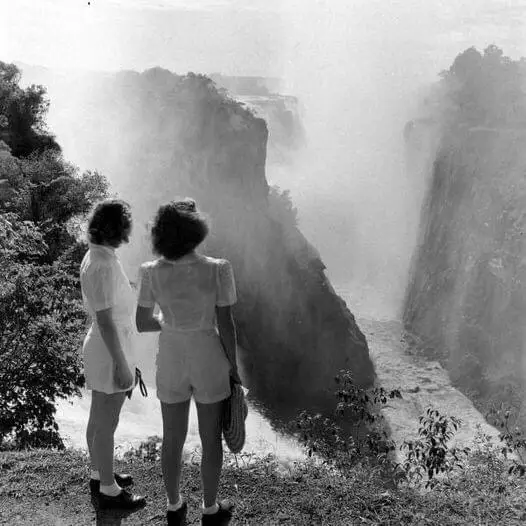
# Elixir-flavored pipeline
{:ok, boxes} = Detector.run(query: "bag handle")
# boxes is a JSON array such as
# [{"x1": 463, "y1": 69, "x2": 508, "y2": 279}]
[{"x1": 126, "y1": 367, "x2": 148, "y2": 399}]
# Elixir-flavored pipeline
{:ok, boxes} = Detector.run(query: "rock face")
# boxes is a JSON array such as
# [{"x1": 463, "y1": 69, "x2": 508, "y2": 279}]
[
  {"x1": 210, "y1": 73, "x2": 305, "y2": 165},
  {"x1": 404, "y1": 126, "x2": 526, "y2": 421},
  {"x1": 19, "y1": 65, "x2": 375, "y2": 420}
]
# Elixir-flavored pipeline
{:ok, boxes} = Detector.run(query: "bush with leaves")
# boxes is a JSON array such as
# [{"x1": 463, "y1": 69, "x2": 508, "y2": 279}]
[
  {"x1": 0, "y1": 61, "x2": 60, "y2": 157},
  {"x1": 398, "y1": 408, "x2": 470, "y2": 488},
  {"x1": 294, "y1": 370, "x2": 401, "y2": 472},
  {"x1": 123, "y1": 435, "x2": 163, "y2": 463},
  {"x1": 0, "y1": 61, "x2": 108, "y2": 449},
  {"x1": 0, "y1": 228, "x2": 90, "y2": 449},
  {"x1": 487, "y1": 404, "x2": 526, "y2": 476}
]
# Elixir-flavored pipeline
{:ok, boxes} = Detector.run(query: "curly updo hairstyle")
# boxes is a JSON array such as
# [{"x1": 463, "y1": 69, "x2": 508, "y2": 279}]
[
  {"x1": 151, "y1": 198, "x2": 209, "y2": 260},
  {"x1": 87, "y1": 199, "x2": 132, "y2": 248}
]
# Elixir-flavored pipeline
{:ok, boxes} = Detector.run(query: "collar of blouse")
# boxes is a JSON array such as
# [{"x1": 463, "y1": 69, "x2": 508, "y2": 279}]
[
  {"x1": 159, "y1": 252, "x2": 199, "y2": 265},
  {"x1": 88, "y1": 242, "x2": 117, "y2": 257}
]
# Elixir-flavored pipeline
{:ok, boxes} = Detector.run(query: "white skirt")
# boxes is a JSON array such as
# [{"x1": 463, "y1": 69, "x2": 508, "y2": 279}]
[{"x1": 82, "y1": 323, "x2": 138, "y2": 394}]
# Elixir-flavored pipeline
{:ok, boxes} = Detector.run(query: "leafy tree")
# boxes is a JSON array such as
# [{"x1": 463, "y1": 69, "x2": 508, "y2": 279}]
[
  {"x1": 438, "y1": 45, "x2": 526, "y2": 128},
  {"x1": 0, "y1": 62, "x2": 108, "y2": 448},
  {"x1": 0, "y1": 61, "x2": 60, "y2": 157},
  {"x1": 0, "y1": 228, "x2": 87, "y2": 449}
]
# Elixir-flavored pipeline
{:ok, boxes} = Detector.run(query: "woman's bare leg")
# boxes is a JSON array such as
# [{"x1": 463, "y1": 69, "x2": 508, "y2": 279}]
[
  {"x1": 195, "y1": 401, "x2": 224, "y2": 508},
  {"x1": 86, "y1": 393, "x2": 98, "y2": 471},
  {"x1": 161, "y1": 400, "x2": 191, "y2": 504},
  {"x1": 90, "y1": 390, "x2": 126, "y2": 486}
]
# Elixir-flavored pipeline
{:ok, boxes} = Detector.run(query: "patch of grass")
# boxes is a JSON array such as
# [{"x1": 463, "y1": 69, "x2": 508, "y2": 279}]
[{"x1": 1, "y1": 442, "x2": 526, "y2": 525}]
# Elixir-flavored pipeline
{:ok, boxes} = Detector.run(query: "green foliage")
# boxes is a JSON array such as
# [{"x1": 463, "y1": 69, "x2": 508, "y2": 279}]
[
  {"x1": 0, "y1": 61, "x2": 60, "y2": 157},
  {"x1": 438, "y1": 44, "x2": 526, "y2": 128},
  {"x1": 294, "y1": 370, "x2": 401, "y2": 472},
  {"x1": 0, "y1": 61, "x2": 109, "y2": 449},
  {"x1": 399, "y1": 408, "x2": 470, "y2": 488},
  {"x1": 0, "y1": 212, "x2": 47, "y2": 266},
  {"x1": 123, "y1": 435, "x2": 163, "y2": 463},
  {"x1": 268, "y1": 185, "x2": 298, "y2": 228},
  {"x1": 0, "y1": 232, "x2": 89, "y2": 449},
  {"x1": 293, "y1": 367, "x2": 526, "y2": 495},
  {"x1": 1, "y1": 145, "x2": 108, "y2": 260},
  {"x1": 487, "y1": 405, "x2": 526, "y2": 476}
]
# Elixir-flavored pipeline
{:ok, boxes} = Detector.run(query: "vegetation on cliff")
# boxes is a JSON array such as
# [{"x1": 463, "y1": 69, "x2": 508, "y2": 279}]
[
  {"x1": 0, "y1": 61, "x2": 108, "y2": 448},
  {"x1": 3, "y1": 381, "x2": 526, "y2": 525},
  {"x1": 438, "y1": 44, "x2": 526, "y2": 129}
]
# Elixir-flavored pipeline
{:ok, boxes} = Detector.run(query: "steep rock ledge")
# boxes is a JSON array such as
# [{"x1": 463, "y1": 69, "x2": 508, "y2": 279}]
[
  {"x1": 404, "y1": 126, "x2": 526, "y2": 422},
  {"x1": 20, "y1": 65, "x2": 375, "y2": 419}
]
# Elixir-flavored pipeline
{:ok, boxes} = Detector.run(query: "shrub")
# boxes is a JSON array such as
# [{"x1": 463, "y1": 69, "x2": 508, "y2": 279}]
[
  {"x1": 0, "y1": 61, "x2": 108, "y2": 449},
  {"x1": 398, "y1": 408, "x2": 470, "y2": 488},
  {"x1": 0, "y1": 237, "x2": 88, "y2": 449},
  {"x1": 294, "y1": 369, "x2": 401, "y2": 472},
  {"x1": 487, "y1": 404, "x2": 526, "y2": 476},
  {"x1": 123, "y1": 435, "x2": 163, "y2": 463}
]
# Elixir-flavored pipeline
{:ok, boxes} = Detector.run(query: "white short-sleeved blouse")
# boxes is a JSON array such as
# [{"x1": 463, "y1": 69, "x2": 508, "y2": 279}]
[
  {"x1": 137, "y1": 252, "x2": 237, "y2": 332},
  {"x1": 80, "y1": 243, "x2": 137, "y2": 393}
]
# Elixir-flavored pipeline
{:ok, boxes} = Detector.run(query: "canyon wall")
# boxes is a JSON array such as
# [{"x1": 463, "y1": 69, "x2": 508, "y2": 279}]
[{"x1": 404, "y1": 126, "x2": 526, "y2": 419}]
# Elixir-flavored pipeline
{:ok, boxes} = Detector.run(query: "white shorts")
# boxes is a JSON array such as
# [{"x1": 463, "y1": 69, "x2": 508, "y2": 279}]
[
  {"x1": 82, "y1": 324, "x2": 137, "y2": 394},
  {"x1": 155, "y1": 328, "x2": 231, "y2": 404}
]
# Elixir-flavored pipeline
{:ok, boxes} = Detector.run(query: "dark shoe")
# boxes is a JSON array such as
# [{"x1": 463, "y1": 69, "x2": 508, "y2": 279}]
[
  {"x1": 167, "y1": 501, "x2": 188, "y2": 526},
  {"x1": 115, "y1": 473, "x2": 134, "y2": 487},
  {"x1": 98, "y1": 489, "x2": 146, "y2": 510},
  {"x1": 201, "y1": 500, "x2": 234, "y2": 525},
  {"x1": 89, "y1": 473, "x2": 134, "y2": 493}
]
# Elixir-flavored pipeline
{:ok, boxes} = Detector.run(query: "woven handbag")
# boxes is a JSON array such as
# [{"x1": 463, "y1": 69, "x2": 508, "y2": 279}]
[{"x1": 222, "y1": 380, "x2": 248, "y2": 454}]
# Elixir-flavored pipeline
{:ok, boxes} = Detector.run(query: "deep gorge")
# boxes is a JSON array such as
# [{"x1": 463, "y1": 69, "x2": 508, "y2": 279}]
[{"x1": 18, "y1": 64, "x2": 376, "y2": 425}]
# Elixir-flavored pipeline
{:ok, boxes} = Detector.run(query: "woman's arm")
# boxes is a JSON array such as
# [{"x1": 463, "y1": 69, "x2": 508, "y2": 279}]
[
  {"x1": 136, "y1": 305, "x2": 162, "y2": 333},
  {"x1": 95, "y1": 308, "x2": 134, "y2": 389},
  {"x1": 216, "y1": 305, "x2": 241, "y2": 384}
]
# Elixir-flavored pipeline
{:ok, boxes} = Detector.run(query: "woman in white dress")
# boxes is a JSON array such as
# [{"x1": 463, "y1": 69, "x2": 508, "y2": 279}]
[
  {"x1": 136, "y1": 198, "x2": 240, "y2": 526},
  {"x1": 80, "y1": 199, "x2": 146, "y2": 510}
]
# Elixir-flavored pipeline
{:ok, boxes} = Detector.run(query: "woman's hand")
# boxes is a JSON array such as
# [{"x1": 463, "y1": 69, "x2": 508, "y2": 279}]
[{"x1": 114, "y1": 360, "x2": 134, "y2": 390}]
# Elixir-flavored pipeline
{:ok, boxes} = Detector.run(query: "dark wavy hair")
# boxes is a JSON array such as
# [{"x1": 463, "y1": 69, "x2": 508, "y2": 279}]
[
  {"x1": 151, "y1": 198, "x2": 209, "y2": 260},
  {"x1": 87, "y1": 199, "x2": 132, "y2": 247}
]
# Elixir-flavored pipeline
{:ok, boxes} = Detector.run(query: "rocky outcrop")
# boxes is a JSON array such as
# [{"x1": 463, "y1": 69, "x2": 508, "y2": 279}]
[
  {"x1": 210, "y1": 74, "x2": 305, "y2": 165},
  {"x1": 404, "y1": 126, "x2": 526, "y2": 421},
  {"x1": 19, "y1": 65, "x2": 375, "y2": 420}
]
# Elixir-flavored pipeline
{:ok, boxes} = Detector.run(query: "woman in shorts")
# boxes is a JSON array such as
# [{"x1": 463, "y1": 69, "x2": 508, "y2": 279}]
[
  {"x1": 136, "y1": 198, "x2": 240, "y2": 526},
  {"x1": 80, "y1": 199, "x2": 146, "y2": 510}
]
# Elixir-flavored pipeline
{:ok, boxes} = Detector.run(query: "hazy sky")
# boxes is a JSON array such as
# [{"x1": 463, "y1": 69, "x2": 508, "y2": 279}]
[
  {"x1": 2, "y1": 0, "x2": 286, "y2": 76},
  {"x1": 2, "y1": 0, "x2": 525, "y2": 79},
  {"x1": 3, "y1": 0, "x2": 526, "y2": 317}
]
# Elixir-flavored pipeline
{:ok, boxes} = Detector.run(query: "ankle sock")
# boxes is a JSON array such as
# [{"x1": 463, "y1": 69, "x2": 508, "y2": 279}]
[
  {"x1": 167, "y1": 496, "x2": 184, "y2": 512},
  {"x1": 202, "y1": 502, "x2": 219, "y2": 515},
  {"x1": 90, "y1": 470, "x2": 100, "y2": 481},
  {"x1": 100, "y1": 482, "x2": 122, "y2": 497}
]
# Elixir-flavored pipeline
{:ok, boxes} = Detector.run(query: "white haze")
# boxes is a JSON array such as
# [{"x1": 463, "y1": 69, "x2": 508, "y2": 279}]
[
  {"x1": 7, "y1": 0, "x2": 524, "y2": 322},
  {"x1": 269, "y1": 0, "x2": 526, "y2": 320}
]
